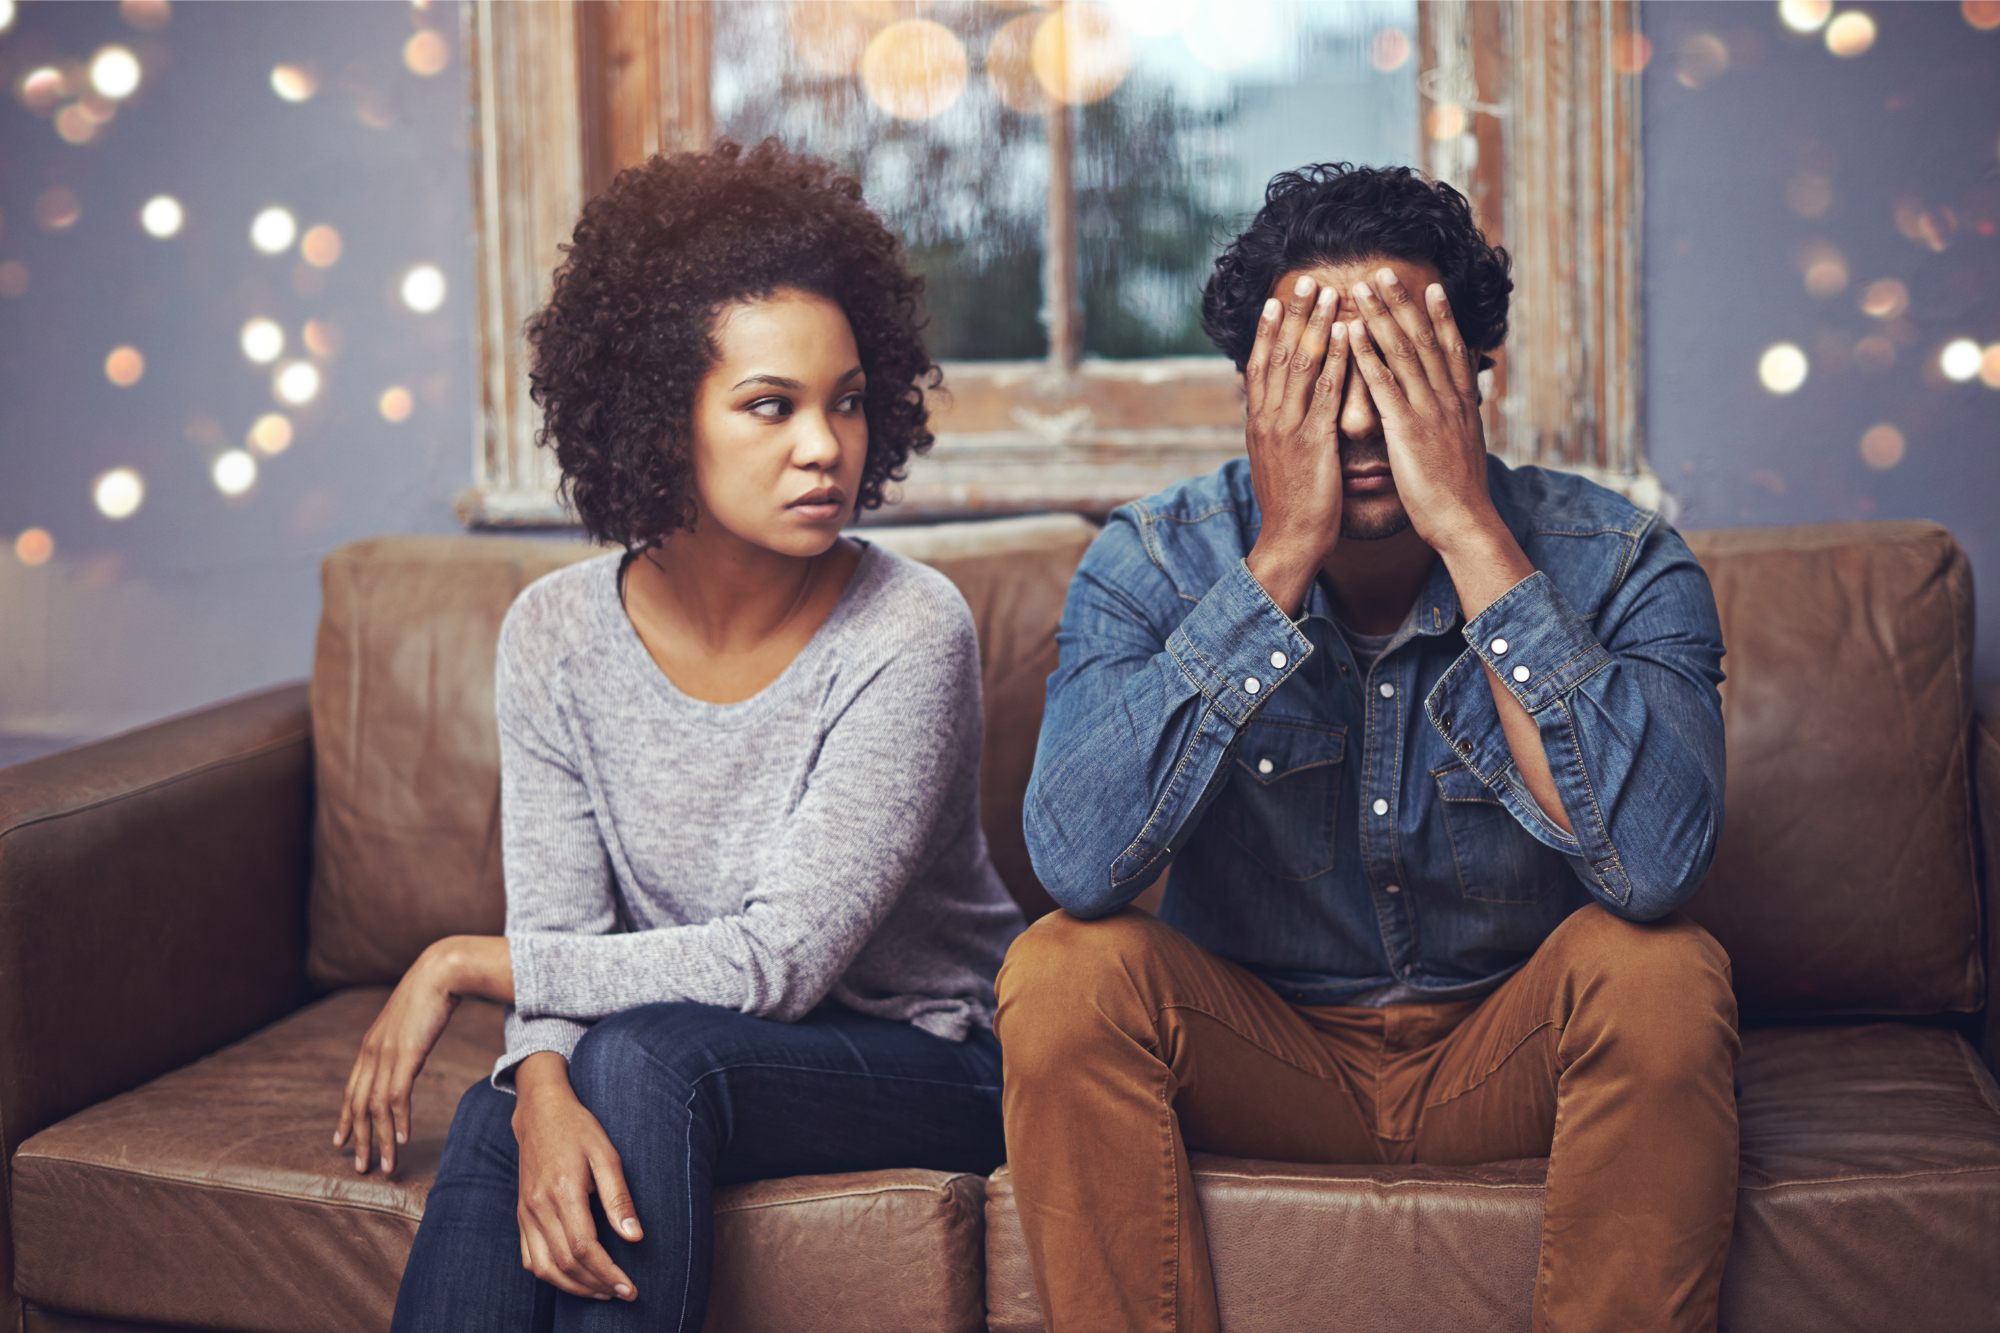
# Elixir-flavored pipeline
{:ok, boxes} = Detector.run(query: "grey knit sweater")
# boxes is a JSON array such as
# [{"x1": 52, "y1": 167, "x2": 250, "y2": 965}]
[{"x1": 491, "y1": 543, "x2": 1026, "y2": 1087}]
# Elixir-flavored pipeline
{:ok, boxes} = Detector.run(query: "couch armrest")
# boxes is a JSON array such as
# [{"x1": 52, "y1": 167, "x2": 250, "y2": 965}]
[
  {"x1": 1975, "y1": 683, "x2": 2000, "y2": 1075},
  {"x1": 0, "y1": 684, "x2": 315, "y2": 1319}
]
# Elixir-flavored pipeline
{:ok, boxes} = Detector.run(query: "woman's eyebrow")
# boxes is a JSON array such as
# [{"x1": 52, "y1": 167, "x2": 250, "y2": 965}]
[{"x1": 730, "y1": 366, "x2": 866, "y2": 391}]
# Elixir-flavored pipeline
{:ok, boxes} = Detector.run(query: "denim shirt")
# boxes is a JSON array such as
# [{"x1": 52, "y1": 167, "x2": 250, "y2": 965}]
[{"x1": 1024, "y1": 457, "x2": 1726, "y2": 1006}]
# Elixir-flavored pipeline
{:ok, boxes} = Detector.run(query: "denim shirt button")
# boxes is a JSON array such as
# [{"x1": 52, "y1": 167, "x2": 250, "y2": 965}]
[
  {"x1": 1378, "y1": 681, "x2": 1395, "y2": 698},
  {"x1": 1257, "y1": 757, "x2": 1274, "y2": 775},
  {"x1": 1243, "y1": 676, "x2": 1262, "y2": 695},
  {"x1": 1269, "y1": 650, "x2": 1287, "y2": 669},
  {"x1": 1385, "y1": 883, "x2": 1401, "y2": 893},
  {"x1": 1440, "y1": 713, "x2": 1454, "y2": 733},
  {"x1": 1512, "y1": 664, "x2": 1532, "y2": 683},
  {"x1": 1457, "y1": 738, "x2": 1473, "y2": 755},
  {"x1": 1491, "y1": 637, "x2": 1510, "y2": 655},
  {"x1": 1371, "y1": 798, "x2": 1389, "y2": 816}
]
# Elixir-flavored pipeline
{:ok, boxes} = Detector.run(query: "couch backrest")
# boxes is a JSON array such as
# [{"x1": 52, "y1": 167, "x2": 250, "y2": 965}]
[
  {"x1": 308, "y1": 516, "x2": 1985, "y2": 1021},
  {"x1": 1681, "y1": 521, "x2": 1982, "y2": 1019},
  {"x1": 306, "y1": 517, "x2": 1092, "y2": 989}
]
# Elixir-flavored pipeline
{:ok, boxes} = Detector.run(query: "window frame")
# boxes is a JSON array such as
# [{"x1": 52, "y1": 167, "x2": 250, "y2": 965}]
[{"x1": 459, "y1": 0, "x2": 1657, "y2": 529}]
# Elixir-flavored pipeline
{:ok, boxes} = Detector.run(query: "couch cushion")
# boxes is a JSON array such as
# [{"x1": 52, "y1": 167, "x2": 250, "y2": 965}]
[
  {"x1": 10, "y1": 988, "x2": 990, "y2": 1333},
  {"x1": 984, "y1": 1023, "x2": 2000, "y2": 1333},
  {"x1": 306, "y1": 516, "x2": 1094, "y2": 988},
  {"x1": 1682, "y1": 521, "x2": 1982, "y2": 1017}
]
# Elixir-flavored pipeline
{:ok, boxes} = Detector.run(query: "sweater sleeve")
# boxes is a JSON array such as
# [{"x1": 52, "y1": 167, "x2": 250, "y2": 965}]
[{"x1": 504, "y1": 575, "x2": 986, "y2": 1035}]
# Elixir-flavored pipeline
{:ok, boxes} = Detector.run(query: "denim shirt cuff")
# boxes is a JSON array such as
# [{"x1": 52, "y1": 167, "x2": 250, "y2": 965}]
[
  {"x1": 1460, "y1": 571, "x2": 1612, "y2": 713},
  {"x1": 1166, "y1": 559, "x2": 1314, "y2": 726}
]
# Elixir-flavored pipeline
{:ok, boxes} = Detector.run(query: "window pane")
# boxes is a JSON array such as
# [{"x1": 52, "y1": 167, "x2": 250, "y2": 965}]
[{"x1": 713, "y1": 1, "x2": 1417, "y2": 362}]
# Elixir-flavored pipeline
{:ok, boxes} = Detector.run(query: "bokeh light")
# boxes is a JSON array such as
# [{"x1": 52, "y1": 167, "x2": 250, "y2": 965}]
[
  {"x1": 788, "y1": 1, "x2": 876, "y2": 77},
  {"x1": 1184, "y1": 0, "x2": 1281, "y2": 73},
  {"x1": 862, "y1": 19, "x2": 969, "y2": 120},
  {"x1": 1967, "y1": 1, "x2": 2000, "y2": 29},
  {"x1": 301, "y1": 223, "x2": 342, "y2": 267},
  {"x1": 1676, "y1": 33, "x2": 1729, "y2": 88},
  {"x1": 378, "y1": 385, "x2": 414, "y2": 422},
  {"x1": 1939, "y1": 338, "x2": 1982, "y2": 381},
  {"x1": 987, "y1": 14, "x2": 1053, "y2": 115},
  {"x1": 250, "y1": 206, "x2": 297, "y2": 254},
  {"x1": 404, "y1": 29, "x2": 450, "y2": 76},
  {"x1": 1428, "y1": 103, "x2": 1469, "y2": 141},
  {"x1": 248, "y1": 412, "x2": 293, "y2": 455},
  {"x1": 0, "y1": 261, "x2": 27, "y2": 298},
  {"x1": 56, "y1": 104, "x2": 102, "y2": 145},
  {"x1": 35, "y1": 186, "x2": 82, "y2": 230},
  {"x1": 1859, "y1": 423, "x2": 1905, "y2": 469},
  {"x1": 119, "y1": 0, "x2": 170, "y2": 30},
  {"x1": 1796, "y1": 240, "x2": 1848, "y2": 297},
  {"x1": 1030, "y1": 5, "x2": 1130, "y2": 107},
  {"x1": 89, "y1": 47, "x2": 142, "y2": 100},
  {"x1": 1854, "y1": 334, "x2": 1896, "y2": 369},
  {"x1": 14, "y1": 528, "x2": 54, "y2": 567},
  {"x1": 1981, "y1": 345, "x2": 2000, "y2": 389},
  {"x1": 1370, "y1": 28, "x2": 1412, "y2": 73},
  {"x1": 21, "y1": 67, "x2": 65, "y2": 115},
  {"x1": 140, "y1": 194, "x2": 183, "y2": 238},
  {"x1": 1759, "y1": 342, "x2": 1809, "y2": 394},
  {"x1": 1825, "y1": 11, "x2": 1876, "y2": 57},
  {"x1": 1611, "y1": 32, "x2": 1652, "y2": 74},
  {"x1": 104, "y1": 346, "x2": 145, "y2": 387},
  {"x1": 271, "y1": 64, "x2": 316, "y2": 102},
  {"x1": 239, "y1": 317, "x2": 284, "y2": 364},
  {"x1": 93, "y1": 467, "x2": 144, "y2": 519},
  {"x1": 303, "y1": 319, "x2": 340, "y2": 358},
  {"x1": 0, "y1": 1, "x2": 15, "y2": 36},
  {"x1": 399, "y1": 263, "x2": 446, "y2": 313},
  {"x1": 212, "y1": 450, "x2": 257, "y2": 497},
  {"x1": 1107, "y1": 0, "x2": 1196, "y2": 38},
  {"x1": 274, "y1": 360, "x2": 321, "y2": 405},
  {"x1": 1894, "y1": 196, "x2": 1955, "y2": 252},
  {"x1": 1785, "y1": 172, "x2": 1832, "y2": 218},
  {"x1": 1859, "y1": 277, "x2": 1909, "y2": 319},
  {"x1": 1780, "y1": 0, "x2": 1833, "y2": 31}
]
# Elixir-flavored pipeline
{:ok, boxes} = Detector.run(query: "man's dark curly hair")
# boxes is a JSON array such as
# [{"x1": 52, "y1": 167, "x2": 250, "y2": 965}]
[
  {"x1": 1201, "y1": 163, "x2": 1513, "y2": 375},
  {"x1": 526, "y1": 139, "x2": 936, "y2": 548}
]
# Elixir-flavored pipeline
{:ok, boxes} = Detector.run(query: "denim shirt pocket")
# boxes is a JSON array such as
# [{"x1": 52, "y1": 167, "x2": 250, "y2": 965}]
[
  {"x1": 1432, "y1": 763, "x2": 1558, "y2": 904},
  {"x1": 1207, "y1": 720, "x2": 1346, "y2": 882}
]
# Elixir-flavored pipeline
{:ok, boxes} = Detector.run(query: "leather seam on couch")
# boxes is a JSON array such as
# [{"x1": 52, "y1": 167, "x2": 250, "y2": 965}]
[
  {"x1": 11, "y1": 1151, "x2": 423, "y2": 1222},
  {"x1": 716, "y1": 1175, "x2": 979, "y2": 1214},
  {"x1": 1736, "y1": 1166, "x2": 2000, "y2": 1191},
  {"x1": 0, "y1": 730, "x2": 310, "y2": 839}
]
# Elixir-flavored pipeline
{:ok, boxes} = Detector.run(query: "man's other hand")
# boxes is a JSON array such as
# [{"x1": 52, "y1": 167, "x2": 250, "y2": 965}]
[
  {"x1": 1243, "y1": 274, "x2": 1350, "y2": 617},
  {"x1": 1345, "y1": 269, "x2": 1497, "y2": 557}
]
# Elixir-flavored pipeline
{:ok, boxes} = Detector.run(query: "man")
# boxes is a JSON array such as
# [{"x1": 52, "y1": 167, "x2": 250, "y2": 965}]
[{"x1": 997, "y1": 163, "x2": 1736, "y2": 1333}]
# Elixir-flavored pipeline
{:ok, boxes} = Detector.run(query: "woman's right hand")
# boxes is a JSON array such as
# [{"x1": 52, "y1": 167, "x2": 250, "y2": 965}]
[{"x1": 512, "y1": 1052, "x2": 644, "y2": 1302}]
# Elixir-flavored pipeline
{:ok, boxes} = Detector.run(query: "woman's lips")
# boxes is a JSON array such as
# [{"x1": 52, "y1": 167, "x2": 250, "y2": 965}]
[
  {"x1": 787, "y1": 490, "x2": 845, "y2": 520},
  {"x1": 1343, "y1": 470, "x2": 1394, "y2": 495}
]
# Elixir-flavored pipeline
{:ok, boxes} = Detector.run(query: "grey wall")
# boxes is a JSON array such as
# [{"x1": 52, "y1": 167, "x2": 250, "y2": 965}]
[
  {"x1": 0, "y1": 1, "x2": 483, "y2": 761},
  {"x1": 1642, "y1": 2, "x2": 2000, "y2": 677}
]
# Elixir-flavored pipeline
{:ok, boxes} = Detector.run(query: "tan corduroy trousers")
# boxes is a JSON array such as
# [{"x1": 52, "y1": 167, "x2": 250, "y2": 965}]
[{"x1": 994, "y1": 904, "x2": 1740, "y2": 1333}]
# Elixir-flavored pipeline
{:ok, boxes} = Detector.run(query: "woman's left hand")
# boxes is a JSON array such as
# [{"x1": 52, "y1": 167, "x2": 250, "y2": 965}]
[{"x1": 335, "y1": 935, "x2": 513, "y2": 1174}]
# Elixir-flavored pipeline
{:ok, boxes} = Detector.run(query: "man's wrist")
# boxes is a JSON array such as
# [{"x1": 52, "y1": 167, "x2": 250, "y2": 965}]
[
  {"x1": 1430, "y1": 506, "x2": 1535, "y2": 621},
  {"x1": 1246, "y1": 536, "x2": 1326, "y2": 618}
]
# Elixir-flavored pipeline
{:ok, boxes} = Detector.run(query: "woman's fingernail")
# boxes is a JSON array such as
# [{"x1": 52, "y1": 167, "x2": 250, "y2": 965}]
[
  {"x1": 620, "y1": 1219, "x2": 641, "y2": 1239},
  {"x1": 595, "y1": 1292, "x2": 611, "y2": 1301},
  {"x1": 332, "y1": 1132, "x2": 343, "y2": 1146},
  {"x1": 1262, "y1": 298, "x2": 1279, "y2": 320},
  {"x1": 396, "y1": 1132, "x2": 407, "y2": 1145},
  {"x1": 380, "y1": 1155, "x2": 391, "y2": 1172},
  {"x1": 615, "y1": 1284, "x2": 633, "y2": 1299}
]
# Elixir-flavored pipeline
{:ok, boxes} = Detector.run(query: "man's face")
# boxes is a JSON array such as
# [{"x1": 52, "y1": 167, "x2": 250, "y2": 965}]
[{"x1": 1265, "y1": 255, "x2": 1449, "y2": 542}]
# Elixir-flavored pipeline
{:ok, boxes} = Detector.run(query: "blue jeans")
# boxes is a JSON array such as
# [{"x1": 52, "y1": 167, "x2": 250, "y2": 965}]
[{"x1": 391, "y1": 1002, "x2": 1006, "y2": 1331}]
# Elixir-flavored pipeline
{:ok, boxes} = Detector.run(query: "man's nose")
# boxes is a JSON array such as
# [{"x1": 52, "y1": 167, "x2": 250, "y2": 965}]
[{"x1": 1337, "y1": 360, "x2": 1381, "y2": 444}]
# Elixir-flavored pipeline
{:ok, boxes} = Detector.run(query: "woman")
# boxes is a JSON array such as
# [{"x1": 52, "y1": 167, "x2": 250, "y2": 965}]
[{"x1": 333, "y1": 141, "x2": 1025, "y2": 1329}]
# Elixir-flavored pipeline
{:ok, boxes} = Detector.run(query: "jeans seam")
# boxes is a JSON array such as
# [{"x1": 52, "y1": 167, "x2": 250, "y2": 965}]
[{"x1": 1419, "y1": 1018, "x2": 1561, "y2": 1114}]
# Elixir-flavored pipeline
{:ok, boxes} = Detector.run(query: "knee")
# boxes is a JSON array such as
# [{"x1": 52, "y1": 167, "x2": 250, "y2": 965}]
[
  {"x1": 1553, "y1": 906, "x2": 1737, "y2": 1034},
  {"x1": 437, "y1": 1079, "x2": 520, "y2": 1178},
  {"x1": 994, "y1": 908, "x2": 1172, "y2": 1063},
  {"x1": 568, "y1": 1002, "x2": 730, "y2": 1109}
]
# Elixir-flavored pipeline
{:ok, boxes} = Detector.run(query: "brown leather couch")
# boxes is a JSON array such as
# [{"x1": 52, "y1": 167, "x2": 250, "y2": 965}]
[{"x1": 2, "y1": 515, "x2": 1996, "y2": 1333}]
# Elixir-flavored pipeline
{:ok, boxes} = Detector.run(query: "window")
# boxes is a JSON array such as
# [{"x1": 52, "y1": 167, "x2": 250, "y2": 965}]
[{"x1": 460, "y1": 0, "x2": 1655, "y2": 528}]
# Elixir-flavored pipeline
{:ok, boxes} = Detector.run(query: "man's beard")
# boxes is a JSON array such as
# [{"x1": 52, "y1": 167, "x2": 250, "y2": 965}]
[{"x1": 1337, "y1": 439, "x2": 1411, "y2": 541}]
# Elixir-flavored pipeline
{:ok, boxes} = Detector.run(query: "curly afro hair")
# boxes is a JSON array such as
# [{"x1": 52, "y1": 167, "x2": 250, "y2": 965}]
[
  {"x1": 1200, "y1": 163, "x2": 1513, "y2": 375},
  {"x1": 526, "y1": 139, "x2": 937, "y2": 548}
]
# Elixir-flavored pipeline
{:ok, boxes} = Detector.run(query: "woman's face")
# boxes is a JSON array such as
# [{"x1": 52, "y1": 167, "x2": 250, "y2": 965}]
[{"x1": 686, "y1": 288, "x2": 868, "y2": 557}]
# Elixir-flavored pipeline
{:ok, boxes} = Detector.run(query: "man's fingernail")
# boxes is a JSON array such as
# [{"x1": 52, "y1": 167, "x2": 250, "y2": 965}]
[
  {"x1": 1294, "y1": 275, "x2": 1313, "y2": 296},
  {"x1": 1316, "y1": 287, "x2": 1335, "y2": 309},
  {"x1": 1353, "y1": 283, "x2": 1372, "y2": 300},
  {"x1": 1379, "y1": 267, "x2": 1399, "y2": 285},
  {"x1": 1262, "y1": 298, "x2": 1279, "y2": 320}
]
